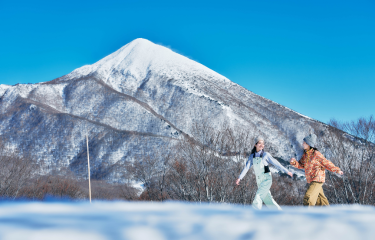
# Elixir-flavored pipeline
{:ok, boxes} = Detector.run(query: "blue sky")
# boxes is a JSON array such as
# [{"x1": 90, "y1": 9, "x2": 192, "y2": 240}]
[{"x1": 1, "y1": 0, "x2": 374, "y2": 123}]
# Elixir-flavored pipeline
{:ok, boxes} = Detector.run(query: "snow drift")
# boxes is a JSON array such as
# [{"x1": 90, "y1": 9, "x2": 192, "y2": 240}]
[{"x1": 0, "y1": 201, "x2": 373, "y2": 240}]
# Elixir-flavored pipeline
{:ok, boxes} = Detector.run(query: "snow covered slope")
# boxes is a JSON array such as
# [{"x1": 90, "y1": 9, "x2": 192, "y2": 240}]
[
  {"x1": 0, "y1": 38, "x2": 332, "y2": 181},
  {"x1": 0, "y1": 201, "x2": 374, "y2": 240},
  {"x1": 0, "y1": 84, "x2": 11, "y2": 97}
]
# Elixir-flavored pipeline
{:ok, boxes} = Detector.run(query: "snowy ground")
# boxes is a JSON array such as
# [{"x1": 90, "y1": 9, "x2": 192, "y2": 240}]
[{"x1": 0, "y1": 201, "x2": 374, "y2": 240}]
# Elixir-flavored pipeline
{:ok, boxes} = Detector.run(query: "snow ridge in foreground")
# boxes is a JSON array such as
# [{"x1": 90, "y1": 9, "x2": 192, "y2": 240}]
[{"x1": 0, "y1": 201, "x2": 373, "y2": 240}]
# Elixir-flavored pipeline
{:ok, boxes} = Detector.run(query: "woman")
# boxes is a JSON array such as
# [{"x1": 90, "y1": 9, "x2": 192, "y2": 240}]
[
  {"x1": 236, "y1": 137, "x2": 293, "y2": 210},
  {"x1": 290, "y1": 133, "x2": 343, "y2": 206}
]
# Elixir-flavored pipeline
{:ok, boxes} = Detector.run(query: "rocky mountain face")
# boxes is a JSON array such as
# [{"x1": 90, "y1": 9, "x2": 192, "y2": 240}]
[{"x1": 0, "y1": 38, "x2": 325, "y2": 182}]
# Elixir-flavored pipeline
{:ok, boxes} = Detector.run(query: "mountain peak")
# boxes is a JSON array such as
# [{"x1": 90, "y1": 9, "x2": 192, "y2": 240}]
[
  {"x1": 59, "y1": 39, "x2": 227, "y2": 87},
  {"x1": 113, "y1": 38, "x2": 162, "y2": 59},
  {"x1": 128, "y1": 38, "x2": 155, "y2": 47}
]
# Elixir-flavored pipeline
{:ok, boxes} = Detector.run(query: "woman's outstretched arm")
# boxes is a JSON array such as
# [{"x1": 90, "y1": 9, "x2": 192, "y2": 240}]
[
  {"x1": 290, "y1": 157, "x2": 305, "y2": 169},
  {"x1": 316, "y1": 152, "x2": 343, "y2": 175},
  {"x1": 265, "y1": 153, "x2": 293, "y2": 177},
  {"x1": 236, "y1": 156, "x2": 253, "y2": 185}
]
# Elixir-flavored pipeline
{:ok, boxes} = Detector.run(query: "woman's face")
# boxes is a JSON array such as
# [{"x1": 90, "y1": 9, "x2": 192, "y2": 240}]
[
  {"x1": 302, "y1": 141, "x2": 310, "y2": 150},
  {"x1": 255, "y1": 140, "x2": 265, "y2": 152}
]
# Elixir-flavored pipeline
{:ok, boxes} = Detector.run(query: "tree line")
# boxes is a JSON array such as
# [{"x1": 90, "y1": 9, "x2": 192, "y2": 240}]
[
  {"x1": 0, "y1": 116, "x2": 374, "y2": 205},
  {"x1": 125, "y1": 116, "x2": 375, "y2": 205}
]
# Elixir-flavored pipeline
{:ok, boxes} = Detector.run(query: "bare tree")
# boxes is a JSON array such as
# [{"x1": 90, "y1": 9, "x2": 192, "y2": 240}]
[
  {"x1": 153, "y1": 120, "x2": 260, "y2": 204},
  {"x1": 320, "y1": 116, "x2": 375, "y2": 205},
  {"x1": 126, "y1": 139, "x2": 174, "y2": 201},
  {"x1": 0, "y1": 138, "x2": 39, "y2": 199}
]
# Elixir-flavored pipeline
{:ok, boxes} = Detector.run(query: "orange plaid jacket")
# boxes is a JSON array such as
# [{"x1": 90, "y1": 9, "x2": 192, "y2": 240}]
[{"x1": 290, "y1": 149, "x2": 341, "y2": 183}]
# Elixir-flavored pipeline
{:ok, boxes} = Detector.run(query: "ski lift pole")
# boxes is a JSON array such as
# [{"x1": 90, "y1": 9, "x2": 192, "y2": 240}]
[{"x1": 86, "y1": 134, "x2": 92, "y2": 203}]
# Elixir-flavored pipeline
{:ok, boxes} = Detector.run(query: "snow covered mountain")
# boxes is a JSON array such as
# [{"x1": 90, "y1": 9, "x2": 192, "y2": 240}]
[{"x1": 0, "y1": 38, "x2": 326, "y2": 181}]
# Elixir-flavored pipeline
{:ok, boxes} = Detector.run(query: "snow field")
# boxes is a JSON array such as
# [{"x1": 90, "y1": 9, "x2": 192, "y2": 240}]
[{"x1": 0, "y1": 201, "x2": 374, "y2": 240}]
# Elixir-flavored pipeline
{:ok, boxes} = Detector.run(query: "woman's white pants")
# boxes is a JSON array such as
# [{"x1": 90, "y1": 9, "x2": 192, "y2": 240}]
[{"x1": 252, "y1": 172, "x2": 282, "y2": 210}]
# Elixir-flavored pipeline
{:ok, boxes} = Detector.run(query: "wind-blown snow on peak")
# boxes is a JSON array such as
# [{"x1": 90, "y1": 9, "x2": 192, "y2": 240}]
[{"x1": 60, "y1": 38, "x2": 230, "y2": 92}]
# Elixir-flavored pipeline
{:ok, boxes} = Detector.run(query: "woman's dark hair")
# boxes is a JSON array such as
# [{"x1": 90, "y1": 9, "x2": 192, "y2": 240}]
[
  {"x1": 251, "y1": 146, "x2": 257, "y2": 155},
  {"x1": 305, "y1": 147, "x2": 319, "y2": 152}
]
